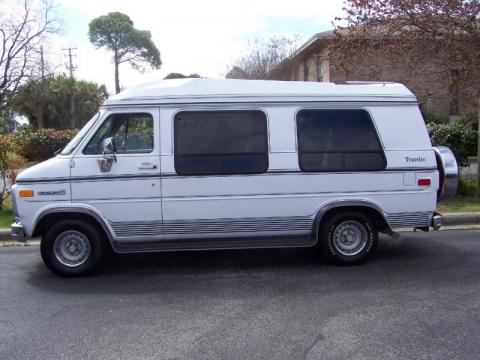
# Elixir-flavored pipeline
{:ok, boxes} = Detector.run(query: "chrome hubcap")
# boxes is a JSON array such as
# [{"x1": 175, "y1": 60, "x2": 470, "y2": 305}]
[
  {"x1": 333, "y1": 220, "x2": 367, "y2": 256},
  {"x1": 53, "y1": 230, "x2": 91, "y2": 267}
]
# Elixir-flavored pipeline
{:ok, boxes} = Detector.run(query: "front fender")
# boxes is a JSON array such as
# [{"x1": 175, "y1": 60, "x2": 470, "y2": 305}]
[{"x1": 31, "y1": 203, "x2": 115, "y2": 244}]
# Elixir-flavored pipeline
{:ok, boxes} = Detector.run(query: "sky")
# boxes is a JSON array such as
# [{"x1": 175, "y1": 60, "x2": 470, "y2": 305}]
[{"x1": 46, "y1": 0, "x2": 345, "y2": 94}]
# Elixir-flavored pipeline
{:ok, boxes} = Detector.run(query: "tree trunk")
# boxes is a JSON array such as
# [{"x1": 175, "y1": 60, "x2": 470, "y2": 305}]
[
  {"x1": 477, "y1": 108, "x2": 480, "y2": 198},
  {"x1": 70, "y1": 82, "x2": 76, "y2": 129},
  {"x1": 449, "y1": 70, "x2": 460, "y2": 116},
  {"x1": 37, "y1": 111, "x2": 44, "y2": 129},
  {"x1": 114, "y1": 51, "x2": 120, "y2": 94}
]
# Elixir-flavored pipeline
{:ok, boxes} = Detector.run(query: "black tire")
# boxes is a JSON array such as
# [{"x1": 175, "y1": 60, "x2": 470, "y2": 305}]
[
  {"x1": 40, "y1": 219, "x2": 107, "y2": 277},
  {"x1": 318, "y1": 211, "x2": 377, "y2": 265}
]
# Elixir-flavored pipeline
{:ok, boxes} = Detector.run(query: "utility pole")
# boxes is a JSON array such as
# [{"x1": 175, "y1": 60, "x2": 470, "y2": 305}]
[
  {"x1": 62, "y1": 47, "x2": 77, "y2": 128},
  {"x1": 36, "y1": 46, "x2": 47, "y2": 129},
  {"x1": 40, "y1": 46, "x2": 45, "y2": 79},
  {"x1": 63, "y1": 47, "x2": 77, "y2": 78}
]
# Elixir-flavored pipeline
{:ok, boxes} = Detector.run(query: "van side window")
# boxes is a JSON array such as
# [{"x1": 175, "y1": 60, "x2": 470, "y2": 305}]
[
  {"x1": 174, "y1": 111, "x2": 268, "y2": 175},
  {"x1": 83, "y1": 113, "x2": 154, "y2": 155},
  {"x1": 296, "y1": 109, "x2": 386, "y2": 172}
]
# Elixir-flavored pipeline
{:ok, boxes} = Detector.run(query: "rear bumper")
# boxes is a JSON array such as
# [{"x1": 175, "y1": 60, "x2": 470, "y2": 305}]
[
  {"x1": 431, "y1": 213, "x2": 443, "y2": 230},
  {"x1": 11, "y1": 220, "x2": 26, "y2": 242}
]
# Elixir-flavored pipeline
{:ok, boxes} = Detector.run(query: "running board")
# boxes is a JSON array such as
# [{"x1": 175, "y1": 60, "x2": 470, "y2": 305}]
[{"x1": 112, "y1": 235, "x2": 316, "y2": 254}]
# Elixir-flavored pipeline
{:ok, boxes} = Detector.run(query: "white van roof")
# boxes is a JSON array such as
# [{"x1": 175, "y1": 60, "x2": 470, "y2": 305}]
[{"x1": 103, "y1": 78, "x2": 417, "y2": 106}]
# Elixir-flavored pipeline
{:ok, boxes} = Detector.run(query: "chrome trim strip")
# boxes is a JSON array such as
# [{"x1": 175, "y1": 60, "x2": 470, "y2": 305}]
[
  {"x1": 15, "y1": 168, "x2": 439, "y2": 184},
  {"x1": 23, "y1": 199, "x2": 70, "y2": 203},
  {"x1": 33, "y1": 204, "x2": 431, "y2": 251},
  {"x1": 161, "y1": 189, "x2": 426, "y2": 201},
  {"x1": 110, "y1": 216, "x2": 314, "y2": 238},
  {"x1": 73, "y1": 196, "x2": 162, "y2": 202},
  {"x1": 17, "y1": 174, "x2": 154, "y2": 183},
  {"x1": 386, "y1": 211, "x2": 433, "y2": 228},
  {"x1": 68, "y1": 188, "x2": 429, "y2": 204},
  {"x1": 16, "y1": 178, "x2": 70, "y2": 184},
  {"x1": 103, "y1": 99, "x2": 418, "y2": 108},
  {"x1": 159, "y1": 168, "x2": 437, "y2": 180}
]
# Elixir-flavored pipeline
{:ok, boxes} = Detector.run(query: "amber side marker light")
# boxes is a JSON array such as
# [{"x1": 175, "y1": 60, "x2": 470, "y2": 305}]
[{"x1": 19, "y1": 189, "x2": 34, "y2": 198}]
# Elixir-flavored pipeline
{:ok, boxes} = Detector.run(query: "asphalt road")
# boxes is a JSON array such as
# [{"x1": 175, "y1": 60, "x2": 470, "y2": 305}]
[{"x1": 1, "y1": 230, "x2": 480, "y2": 360}]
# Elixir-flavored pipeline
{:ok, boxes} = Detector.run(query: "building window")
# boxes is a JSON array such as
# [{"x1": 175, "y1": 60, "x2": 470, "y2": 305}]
[
  {"x1": 296, "y1": 109, "x2": 386, "y2": 172},
  {"x1": 317, "y1": 60, "x2": 324, "y2": 82},
  {"x1": 83, "y1": 113, "x2": 154, "y2": 155},
  {"x1": 174, "y1": 111, "x2": 268, "y2": 175}
]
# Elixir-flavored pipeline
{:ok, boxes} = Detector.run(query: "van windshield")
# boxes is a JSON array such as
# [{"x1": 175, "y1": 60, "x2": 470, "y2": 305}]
[{"x1": 60, "y1": 112, "x2": 102, "y2": 155}]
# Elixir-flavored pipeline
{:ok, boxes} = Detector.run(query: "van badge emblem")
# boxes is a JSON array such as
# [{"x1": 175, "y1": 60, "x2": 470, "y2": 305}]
[
  {"x1": 405, "y1": 156, "x2": 426, "y2": 163},
  {"x1": 38, "y1": 190, "x2": 66, "y2": 196}
]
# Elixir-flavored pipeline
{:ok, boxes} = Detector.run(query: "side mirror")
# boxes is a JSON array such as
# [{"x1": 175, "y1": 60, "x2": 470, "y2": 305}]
[
  {"x1": 97, "y1": 137, "x2": 117, "y2": 172},
  {"x1": 102, "y1": 137, "x2": 116, "y2": 160}
]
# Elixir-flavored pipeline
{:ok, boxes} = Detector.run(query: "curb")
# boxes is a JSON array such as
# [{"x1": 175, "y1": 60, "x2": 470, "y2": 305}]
[
  {"x1": 442, "y1": 212, "x2": 480, "y2": 226},
  {"x1": 0, "y1": 229, "x2": 12, "y2": 241},
  {"x1": 0, "y1": 212, "x2": 479, "y2": 242}
]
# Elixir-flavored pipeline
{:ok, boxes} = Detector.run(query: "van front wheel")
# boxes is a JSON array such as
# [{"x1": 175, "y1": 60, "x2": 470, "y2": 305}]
[
  {"x1": 40, "y1": 219, "x2": 106, "y2": 276},
  {"x1": 318, "y1": 212, "x2": 377, "y2": 265}
]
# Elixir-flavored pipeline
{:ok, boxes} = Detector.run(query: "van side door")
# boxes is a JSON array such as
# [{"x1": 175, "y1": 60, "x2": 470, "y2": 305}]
[
  {"x1": 160, "y1": 108, "x2": 314, "y2": 245},
  {"x1": 70, "y1": 109, "x2": 162, "y2": 241}
]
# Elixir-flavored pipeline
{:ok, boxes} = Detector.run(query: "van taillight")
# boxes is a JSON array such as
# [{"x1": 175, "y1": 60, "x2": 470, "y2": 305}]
[{"x1": 418, "y1": 178, "x2": 431, "y2": 186}]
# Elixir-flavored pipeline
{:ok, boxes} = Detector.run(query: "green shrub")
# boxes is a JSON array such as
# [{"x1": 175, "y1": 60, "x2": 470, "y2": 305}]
[
  {"x1": 457, "y1": 176, "x2": 478, "y2": 197},
  {"x1": 457, "y1": 113, "x2": 478, "y2": 132},
  {"x1": 427, "y1": 122, "x2": 477, "y2": 167},
  {"x1": 15, "y1": 128, "x2": 78, "y2": 161},
  {"x1": 422, "y1": 112, "x2": 446, "y2": 125}
]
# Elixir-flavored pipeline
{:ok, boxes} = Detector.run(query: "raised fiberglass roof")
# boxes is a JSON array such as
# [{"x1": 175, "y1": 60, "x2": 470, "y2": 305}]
[{"x1": 103, "y1": 78, "x2": 416, "y2": 106}]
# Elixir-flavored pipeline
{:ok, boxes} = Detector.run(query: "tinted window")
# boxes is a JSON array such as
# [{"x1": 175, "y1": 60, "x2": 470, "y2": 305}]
[
  {"x1": 296, "y1": 109, "x2": 385, "y2": 171},
  {"x1": 83, "y1": 113, "x2": 153, "y2": 155},
  {"x1": 174, "y1": 111, "x2": 268, "y2": 175}
]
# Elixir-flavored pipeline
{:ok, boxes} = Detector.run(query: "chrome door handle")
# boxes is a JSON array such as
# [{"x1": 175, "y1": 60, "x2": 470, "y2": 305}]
[{"x1": 138, "y1": 162, "x2": 157, "y2": 170}]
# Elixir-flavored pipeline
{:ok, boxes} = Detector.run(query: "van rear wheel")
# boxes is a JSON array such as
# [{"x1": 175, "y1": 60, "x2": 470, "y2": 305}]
[
  {"x1": 318, "y1": 211, "x2": 377, "y2": 265},
  {"x1": 40, "y1": 219, "x2": 106, "y2": 276}
]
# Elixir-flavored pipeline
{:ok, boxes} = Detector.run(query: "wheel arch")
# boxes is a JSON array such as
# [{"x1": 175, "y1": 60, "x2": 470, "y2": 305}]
[
  {"x1": 313, "y1": 200, "x2": 391, "y2": 241},
  {"x1": 32, "y1": 206, "x2": 115, "y2": 249}
]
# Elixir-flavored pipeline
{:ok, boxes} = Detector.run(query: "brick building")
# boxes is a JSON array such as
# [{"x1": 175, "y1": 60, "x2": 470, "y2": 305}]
[{"x1": 272, "y1": 30, "x2": 479, "y2": 118}]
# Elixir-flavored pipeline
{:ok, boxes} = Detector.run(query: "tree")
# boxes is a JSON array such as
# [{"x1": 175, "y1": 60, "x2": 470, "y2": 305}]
[
  {"x1": 0, "y1": 0, "x2": 60, "y2": 125},
  {"x1": 333, "y1": 1, "x2": 480, "y2": 111},
  {"x1": 0, "y1": 104, "x2": 17, "y2": 133},
  {"x1": 12, "y1": 75, "x2": 108, "y2": 129},
  {"x1": 163, "y1": 72, "x2": 201, "y2": 80},
  {"x1": 88, "y1": 12, "x2": 162, "y2": 94},
  {"x1": 226, "y1": 36, "x2": 300, "y2": 80},
  {"x1": 225, "y1": 66, "x2": 249, "y2": 80},
  {"x1": 0, "y1": 135, "x2": 26, "y2": 209},
  {"x1": 333, "y1": 0, "x2": 480, "y2": 197}
]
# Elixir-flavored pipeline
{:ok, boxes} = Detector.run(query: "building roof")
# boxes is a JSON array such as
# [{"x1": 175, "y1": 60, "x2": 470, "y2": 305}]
[
  {"x1": 295, "y1": 30, "x2": 336, "y2": 55},
  {"x1": 103, "y1": 78, "x2": 416, "y2": 106}
]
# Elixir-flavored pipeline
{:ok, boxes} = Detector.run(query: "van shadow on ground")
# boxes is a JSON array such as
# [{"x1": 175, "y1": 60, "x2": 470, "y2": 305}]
[{"x1": 25, "y1": 231, "x2": 477, "y2": 298}]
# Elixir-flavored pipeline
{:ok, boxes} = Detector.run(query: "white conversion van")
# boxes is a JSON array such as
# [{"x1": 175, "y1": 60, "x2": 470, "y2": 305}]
[{"x1": 11, "y1": 79, "x2": 458, "y2": 276}]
